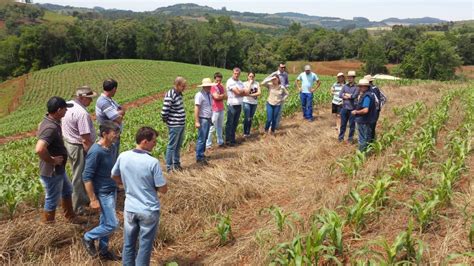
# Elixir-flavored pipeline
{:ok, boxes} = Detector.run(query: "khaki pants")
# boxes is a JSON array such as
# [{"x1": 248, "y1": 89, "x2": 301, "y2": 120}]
[{"x1": 64, "y1": 141, "x2": 89, "y2": 212}]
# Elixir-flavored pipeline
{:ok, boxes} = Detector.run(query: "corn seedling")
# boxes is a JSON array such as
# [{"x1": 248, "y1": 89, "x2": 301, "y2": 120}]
[
  {"x1": 408, "y1": 193, "x2": 440, "y2": 232},
  {"x1": 315, "y1": 210, "x2": 344, "y2": 255},
  {"x1": 214, "y1": 212, "x2": 233, "y2": 245},
  {"x1": 260, "y1": 205, "x2": 301, "y2": 233}
]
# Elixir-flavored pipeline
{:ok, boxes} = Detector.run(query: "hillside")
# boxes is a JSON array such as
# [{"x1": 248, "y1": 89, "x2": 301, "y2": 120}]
[{"x1": 36, "y1": 2, "x2": 449, "y2": 30}]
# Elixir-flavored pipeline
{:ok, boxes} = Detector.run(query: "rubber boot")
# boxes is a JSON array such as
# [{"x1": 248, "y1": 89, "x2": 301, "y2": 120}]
[
  {"x1": 62, "y1": 197, "x2": 88, "y2": 224},
  {"x1": 41, "y1": 210, "x2": 56, "y2": 224}
]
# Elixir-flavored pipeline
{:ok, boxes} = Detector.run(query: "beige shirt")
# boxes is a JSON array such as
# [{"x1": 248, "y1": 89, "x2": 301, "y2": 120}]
[{"x1": 264, "y1": 82, "x2": 289, "y2": 106}]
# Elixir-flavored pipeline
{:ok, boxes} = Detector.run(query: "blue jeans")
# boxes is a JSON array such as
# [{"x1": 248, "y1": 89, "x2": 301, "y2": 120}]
[
  {"x1": 265, "y1": 102, "x2": 281, "y2": 132},
  {"x1": 40, "y1": 172, "x2": 73, "y2": 211},
  {"x1": 300, "y1": 92, "x2": 314, "y2": 119},
  {"x1": 165, "y1": 126, "x2": 185, "y2": 170},
  {"x1": 196, "y1": 117, "x2": 211, "y2": 161},
  {"x1": 370, "y1": 111, "x2": 380, "y2": 142},
  {"x1": 275, "y1": 102, "x2": 284, "y2": 129},
  {"x1": 225, "y1": 104, "x2": 242, "y2": 143},
  {"x1": 84, "y1": 191, "x2": 118, "y2": 254},
  {"x1": 358, "y1": 123, "x2": 373, "y2": 152},
  {"x1": 243, "y1": 102, "x2": 257, "y2": 135},
  {"x1": 206, "y1": 110, "x2": 225, "y2": 147},
  {"x1": 123, "y1": 211, "x2": 160, "y2": 266},
  {"x1": 339, "y1": 108, "x2": 356, "y2": 141}
]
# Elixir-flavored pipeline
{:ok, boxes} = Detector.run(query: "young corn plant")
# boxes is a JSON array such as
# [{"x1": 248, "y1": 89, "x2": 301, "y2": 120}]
[
  {"x1": 315, "y1": 210, "x2": 344, "y2": 255},
  {"x1": 214, "y1": 212, "x2": 233, "y2": 245},
  {"x1": 408, "y1": 193, "x2": 441, "y2": 232},
  {"x1": 392, "y1": 149, "x2": 416, "y2": 179},
  {"x1": 260, "y1": 205, "x2": 301, "y2": 233},
  {"x1": 345, "y1": 189, "x2": 375, "y2": 233}
]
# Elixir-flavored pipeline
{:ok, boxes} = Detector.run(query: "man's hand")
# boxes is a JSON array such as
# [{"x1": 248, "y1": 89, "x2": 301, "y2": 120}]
[
  {"x1": 90, "y1": 199, "x2": 100, "y2": 211},
  {"x1": 351, "y1": 110, "x2": 357, "y2": 115},
  {"x1": 310, "y1": 88, "x2": 316, "y2": 93},
  {"x1": 195, "y1": 121, "x2": 200, "y2": 128},
  {"x1": 52, "y1": 156, "x2": 64, "y2": 165}
]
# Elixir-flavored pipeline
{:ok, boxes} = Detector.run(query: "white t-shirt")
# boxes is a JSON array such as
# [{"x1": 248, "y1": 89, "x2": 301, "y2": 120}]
[
  {"x1": 226, "y1": 77, "x2": 245, "y2": 106},
  {"x1": 243, "y1": 80, "x2": 260, "y2": 105}
]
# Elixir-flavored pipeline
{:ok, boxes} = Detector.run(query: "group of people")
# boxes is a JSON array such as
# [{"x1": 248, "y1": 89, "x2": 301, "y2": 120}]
[
  {"x1": 35, "y1": 79, "x2": 166, "y2": 265},
  {"x1": 33, "y1": 63, "x2": 385, "y2": 264},
  {"x1": 163, "y1": 63, "x2": 324, "y2": 170},
  {"x1": 331, "y1": 71, "x2": 387, "y2": 151}
]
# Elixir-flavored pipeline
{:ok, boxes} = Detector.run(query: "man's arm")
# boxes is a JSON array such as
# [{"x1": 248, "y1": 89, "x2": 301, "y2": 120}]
[
  {"x1": 295, "y1": 80, "x2": 302, "y2": 92},
  {"x1": 112, "y1": 175, "x2": 123, "y2": 185},
  {"x1": 161, "y1": 92, "x2": 172, "y2": 122},
  {"x1": 35, "y1": 139, "x2": 63, "y2": 165},
  {"x1": 194, "y1": 104, "x2": 200, "y2": 128},
  {"x1": 84, "y1": 181, "x2": 100, "y2": 210},
  {"x1": 157, "y1": 184, "x2": 168, "y2": 194},
  {"x1": 80, "y1": 134, "x2": 93, "y2": 153}
]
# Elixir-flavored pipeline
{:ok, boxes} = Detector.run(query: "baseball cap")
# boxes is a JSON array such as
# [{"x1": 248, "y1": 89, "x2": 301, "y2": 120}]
[
  {"x1": 47, "y1": 96, "x2": 73, "y2": 113},
  {"x1": 347, "y1": 70, "x2": 356, "y2": 77},
  {"x1": 363, "y1": 75, "x2": 374, "y2": 82},
  {"x1": 337, "y1": 72, "x2": 344, "y2": 77},
  {"x1": 304, "y1": 65, "x2": 312, "y2": 71}
]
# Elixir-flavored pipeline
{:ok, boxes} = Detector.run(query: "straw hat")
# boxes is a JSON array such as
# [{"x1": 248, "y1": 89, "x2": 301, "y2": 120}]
[
  {"x1": 197, "y1": 78, "x2": 216, "y2": 87},
  {"x1": 347, "y1": 70, "x2": 356, "y2": 77},
  {"x1": 76, "y1": 86, "x2": 98, "y2": 98},
  {"x1": 363, "y1": 75, "x2": 374, "y2": 82},
  {"x1": 336, "y1": 72, "x2": 344, "y2": 77},
  {"x1": 358, "y1": 79, "x2": 370, "y2": 87}
]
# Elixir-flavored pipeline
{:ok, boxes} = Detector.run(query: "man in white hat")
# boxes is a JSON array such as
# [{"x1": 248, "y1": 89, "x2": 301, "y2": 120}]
[
  {"x1": 351, "y1": 78, "x2": 377, "y2": 152},
  {"x1": 194, "y1": 78, "x2": 216, "y2": 165},
  {"x1": 338, "y1": 70, "x2": 358, "y2": 143},
  {"x1": 296, "y1": 64, "x2": 321, "y2": 121},
  {"x1": 62, "y1": 86, "x2": 98, "y2": 214},
  {"x1": 364, "y1": 74, "x2": 387, "y2": 142},
  {"x1": 331, "y1": 72, "x2": 345, "y2": 133}
]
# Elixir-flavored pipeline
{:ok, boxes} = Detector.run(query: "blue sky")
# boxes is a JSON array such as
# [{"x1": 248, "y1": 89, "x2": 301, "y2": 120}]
[{"x1": 35, "y1": 0, "x2": 473, "y2": 21}]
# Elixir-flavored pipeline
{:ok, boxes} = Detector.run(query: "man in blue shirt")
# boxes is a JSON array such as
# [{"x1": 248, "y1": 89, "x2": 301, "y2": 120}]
[
  {"x1": 82, "y1": 121, "x2": 121, "y2": 261},
  {"x1": 112, "y1": 127, "x2": 168, "y2": 266},
  {"x1": 296, "y1": 65, "x2": 321, "y2": 121},
  {"x1": 338, "y1": 70, "x2": 359, "y2": 143},
  {"x1": 352, "y1": 79, "x2": 377, "y2": 152}
]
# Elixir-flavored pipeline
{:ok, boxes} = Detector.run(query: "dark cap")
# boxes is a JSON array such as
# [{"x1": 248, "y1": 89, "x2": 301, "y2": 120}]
[{"x1": 47, "y1": 96, "x2": 73, "y2": 113}]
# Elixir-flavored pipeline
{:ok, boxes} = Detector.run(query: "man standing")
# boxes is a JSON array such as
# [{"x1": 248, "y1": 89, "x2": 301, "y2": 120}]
[
  {"x1": 62, "y1": 86, "x2": 97, "y2": 214},
  {"x1": 112, "y1": 127, "x2": 168, "y2": 266},
  {"x1": 206, "y1": 72, "x2": 227, "y2": 149},
  {"x1": 364, "y1": 75, "x2": 387, "y2": 142},
  {"x1": 162, "y1": 77, "x2": 187, "y2": 172},
  {"x1": 225, "y1": 67, "x2": 247, "y2": 146},
  {"x1": 295, "y1": 65, "x2": 321, "y2": 122},
  {"x1": 35, "y1": 96, "x2": 85, "y2": 224},
  {"x1": 338, "y1": 70, "x2": 359, "y2": 143},
  {"x1": 82, "y1": 121, "x2": 121, "y2": 261},
  {"x1": 95, "y1": 79, "x2": 125, "y2": 161},
  {"x1": 272, "y1": 63, "x2": 289, "y2": 128},
  {"x1": 352, "y1": 79, "x2": 377, "y2": 152},
  {"x1": 194, "y1": 78, "x2": 215, "y2": 165}
]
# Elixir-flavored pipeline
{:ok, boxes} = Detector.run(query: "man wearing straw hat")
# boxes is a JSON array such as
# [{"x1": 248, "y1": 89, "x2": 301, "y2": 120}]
[
  {"x1": 62, "y1": 86, "x2": 98, "y2": 214},
  {"x1": 364, "y1": 74, "x2": 387, "y2": 142},
  {"x1": 194, "y1": 78, "x2": 216, "y2": 165},
  {"x1": 338, "y1": 70, "x2": 358, "y2": 144},
  {"x1": 351, "y1": 78, "x2": 377, "y2": 152}
]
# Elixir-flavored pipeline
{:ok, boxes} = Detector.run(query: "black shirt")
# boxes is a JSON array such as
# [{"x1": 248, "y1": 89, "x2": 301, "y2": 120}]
[{"x1": 37, "y1": 115, "x2": 68, "y2": 177}]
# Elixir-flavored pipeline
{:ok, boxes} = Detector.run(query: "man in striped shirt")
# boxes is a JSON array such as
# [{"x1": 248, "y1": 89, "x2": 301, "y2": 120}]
[
  {"x1": 95, "y1": 79, "x2": 125, "y2": 161},
  {"x1": 62, "y1": 86, "x2": 97, "y2": 214},
  {"x1": 161, "y1": 77, "x2": 187, "y2": 172}
]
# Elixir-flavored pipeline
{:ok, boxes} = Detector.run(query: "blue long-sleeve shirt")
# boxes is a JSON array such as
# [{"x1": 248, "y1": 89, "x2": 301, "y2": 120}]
[
  {"x1": 82, "y1": 143, "x2": 117, "y2": 194},
  {"x1": 339, "y1": 83, "x2": 359, "y2": 110}
]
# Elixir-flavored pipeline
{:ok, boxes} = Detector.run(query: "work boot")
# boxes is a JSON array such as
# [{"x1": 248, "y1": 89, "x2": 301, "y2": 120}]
[
  {"x1": 62, "y1": 197, "x2": 88, "y2": 224},
  {"x1": 41, "y1": 210, "x2": 56, "y2": 224}
]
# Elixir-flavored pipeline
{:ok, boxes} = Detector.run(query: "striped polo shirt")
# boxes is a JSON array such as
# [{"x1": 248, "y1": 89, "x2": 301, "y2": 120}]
[{"x1": 161, "y1": 88, "x2": 186, "y2": 127}]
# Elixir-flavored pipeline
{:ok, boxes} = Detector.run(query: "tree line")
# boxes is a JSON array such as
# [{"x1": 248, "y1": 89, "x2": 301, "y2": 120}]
[{"x1": 0, "y1": 2, "x2": 472, "y2": 82}]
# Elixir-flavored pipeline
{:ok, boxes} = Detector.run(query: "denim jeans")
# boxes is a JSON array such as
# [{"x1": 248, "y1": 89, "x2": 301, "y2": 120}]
[
  {"x1": 243, "y1": 102, "x2": 257, "y2": 135},
  {"x1": 165, "y1": 126, "x2": 185, "y2": 171},
  {"x1": 225, "y1": 104, "x2": 242, "y2": 143},
  {"x1": 122, "y1": 211, "x2": 160, "y2": 266},
  {"x1": 370, "y1": 111, "x2": 380, "y2": 142},
  {"x1": 40, "y1": 172, "x2": 73, "y2": 211},
  {"x1": 265, "y1": 102, "x2": 281, "y2": 132},
  {"x1": 206, "y1": 110, "x2": 225, "y2": 147},
  {"x1": 357, "y1": 123, "x2": 373, "y2": 152},
  {"x1": 84, "y1": 190, "x2": 119, "y2": 254},
  {"x1": 339, "y1": 108, "x2": 356, "y2": 141},
  {"x1": 300, "y1": 92, "x2": 314, "y2": 119},
  {"x1": 196, "y1": 117, "x2": 211, "y2": 161},
  {"x1": 275, "y1": 102, "x2": 284, "y2": 129}
]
